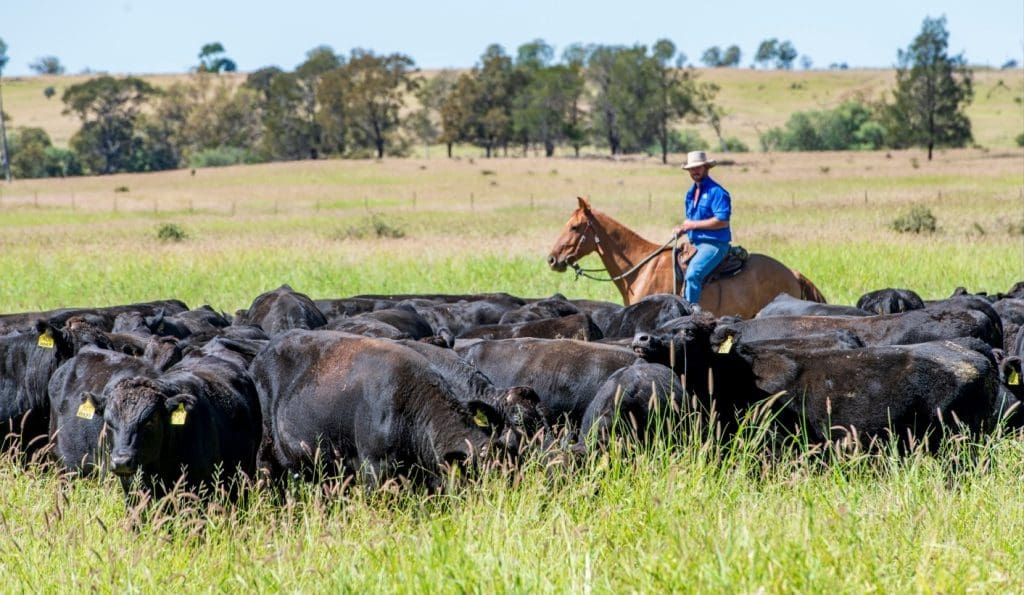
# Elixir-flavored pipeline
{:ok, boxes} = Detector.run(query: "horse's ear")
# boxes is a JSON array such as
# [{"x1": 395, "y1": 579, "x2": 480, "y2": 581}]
[{"x1": 577, "y1": 196, "x2": 592, "y2": 211}]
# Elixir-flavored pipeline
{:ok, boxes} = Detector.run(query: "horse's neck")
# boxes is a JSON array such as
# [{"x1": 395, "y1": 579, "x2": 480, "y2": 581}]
[{"x1": 590, "y1": 211, "x2": 661, "y2": 272}]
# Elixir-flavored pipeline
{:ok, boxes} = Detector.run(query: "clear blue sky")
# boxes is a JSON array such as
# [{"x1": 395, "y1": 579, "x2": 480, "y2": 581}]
[{"x1": 2, "y1": 0, "x2": 1022, "y2": 76}]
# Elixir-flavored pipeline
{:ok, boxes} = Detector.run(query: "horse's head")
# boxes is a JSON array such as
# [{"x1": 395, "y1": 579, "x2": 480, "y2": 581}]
[{"x1": 546, "y1": 197, "x2": 598, "y2": 272}]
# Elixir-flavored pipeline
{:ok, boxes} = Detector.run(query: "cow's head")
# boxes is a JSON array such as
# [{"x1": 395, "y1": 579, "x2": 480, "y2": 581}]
[
  {"x1": 631, "y1": 311, "x2": 718, "y2": 369},
  {"x1": 143, "y1": 336, "x2": 183, "y2": 371},
  {"x1": 33, "y1": 318, "x2": 77, "y2": 359},
  {"x1": 94, "y1": 377, "x2": 195, "y2": 477}
]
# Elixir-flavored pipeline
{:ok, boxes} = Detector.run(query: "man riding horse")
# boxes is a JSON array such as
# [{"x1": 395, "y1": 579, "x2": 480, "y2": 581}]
[{"x1": 671, "y1": 151, "x2": 730, "y2": 312}]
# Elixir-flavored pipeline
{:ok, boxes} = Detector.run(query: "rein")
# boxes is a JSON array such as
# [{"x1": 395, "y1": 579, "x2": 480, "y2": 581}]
[{"x1": 569, "y1": 216, "x2": 683, "y2": 289}]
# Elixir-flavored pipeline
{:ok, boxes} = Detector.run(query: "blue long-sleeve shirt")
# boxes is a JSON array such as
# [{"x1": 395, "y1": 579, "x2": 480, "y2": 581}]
[{"x1": 684, "y1": 175, "x2": 731, "y2": 243}]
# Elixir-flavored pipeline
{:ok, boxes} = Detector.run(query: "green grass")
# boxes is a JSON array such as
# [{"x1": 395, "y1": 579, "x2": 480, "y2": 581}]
[{"x1": 0, "y1": 152, "x2": 1022, "y2": 590}]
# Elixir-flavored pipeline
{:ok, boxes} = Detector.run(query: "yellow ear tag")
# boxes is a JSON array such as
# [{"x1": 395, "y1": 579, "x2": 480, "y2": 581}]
[
  {"x1": 473, "y1": 409, "x2": 490, "y2": 428},
  {"x1": 170, "y1": 403, "x2": 187, "y2": 426},
  {"x1": 717, "y1": 335, "x2": 734, "y2": 354},
  {"x1": 1009, "y1": 369, "x2": 1020, "y2": 386},
  {"x1": 37, "y1": 330, "x2": 55, "y2": 349},
  {"x1": 76, "y1": 398, "x2": 95, "y2": 420}
]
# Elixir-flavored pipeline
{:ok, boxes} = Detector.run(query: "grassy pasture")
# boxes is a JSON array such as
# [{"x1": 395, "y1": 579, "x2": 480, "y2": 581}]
[{"x1": 0, "y1": 149, "x2": 1023, "y2": 590}]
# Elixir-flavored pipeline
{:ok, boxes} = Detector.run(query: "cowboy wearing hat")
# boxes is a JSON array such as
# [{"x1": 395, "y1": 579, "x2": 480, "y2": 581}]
[{"x1": 672, "y1": 150, "x2": 731, "y2": 309}]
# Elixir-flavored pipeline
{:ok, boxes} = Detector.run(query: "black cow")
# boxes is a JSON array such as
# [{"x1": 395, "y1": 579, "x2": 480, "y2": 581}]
[
  {"x1": 48, "y1": 347, "x2": 160, "y2": 474},
  {"x1": 0, "y1": 300, "x2": 189, "y2": 335},
  {"x1": 632, "y1": 314, "x2": 864, "y2": 426},
  {"x1": 399, "y1": 298, "x2": 520, "y2": 337},
  {"x1": 458, "y1": 312, "x2": 603, "y2": 342},
  {"x1": 252, "y1": 330, "x2": 536, "y2": 489},
  {"x1": 567, "y1": 299, "x2": 625, "y2": 337},
  {"x1": 600, "y1": 294, "x2": 693, "y2": 339},
  {"x1": 0, "y1": 320, "x2": 79, "y2": 455},
  {"x1": 90, "y1": 344, "x2": 261, "y2": 499},
  {"x1": 499, "y1": 294, "x2": 580, "y2": 324},
  {"x1": 576, "y1": 360, "x2": 684, "y2": 453},
  {"x1": 113, "y1": 305, "x2": 231, "y2": 339},
  {"x1": 757, "y1": 293, "x2": 871, "y2": 317},
  {"x1": 856, "y1": 288, "x2": 925, "y2": 314},
  {"x1": 711, "y1": 301, "x2": 1002, "y2": 350},
  {"x1": 456, "y1": 338, "x2": 637, "y2": 429},
  {"x1": 707, "y1": 335, "x2": 1005, "y2": 449},
  {"x1": 991, "y1": 298, "x2": 1024, "y2": 353},
  {"x1": 396, "y1": 340, "x2": 548, "y2": 439},
  {"x1": 235, "y1": 285, "x2": 327, "y2": 335},
  {"x1": 325, "y1": 305, "x2": 436, "y2": 341}
]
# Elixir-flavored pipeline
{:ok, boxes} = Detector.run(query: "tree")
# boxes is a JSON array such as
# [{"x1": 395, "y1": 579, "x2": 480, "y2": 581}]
[
  {"x1": 650, "y1": 39, "x2": 704, "y2": 163},
  {"x1": 295, "y1": 46, "x2": 343, "y2": 159},
  {"x1": 512, "y1": 63, "x2": 584, "y2": 157},
  {"x1": 721, "y1": 45, "x2": 742, "y2": 67},
  {"x1": 754, "y1": 39, "x2": 778, "y2": 68},
  {"x1": 155, "y1": 74, "x2": 262, "y2": 164},
  {"x1": 701, "y1": 46, "x2": 722, "y2": 67},
  {"x1": 29, "y1": 56, "x2": 65, "y2": 75},
  {"x1": 408, "y1": 70, "x2": 456, "y2": 157},
  {"x1": 886, "y1": 16, "x2": 973, "y2": 160},
  {"x1": 800, "y1": 55, "x2": 813, "y2": 70},
  {"x1": 775, "y1": 41, "x2": 798, "y2": 69},
  {"x1": 315, "y1": 67, "x2": 352, "y2": 157},
  {"x1": 515, "y1": 39, "x2": 554, "y2": 70},
  {"x1": 439, "y1": 72, "x2": 479, "y2": 157},
  {"x1": 0, "y1": 37, "x2": 11, "y2": 181},
  {"x1": 62, "y1": 76, "x2": 159, "y2": 174},
  {"x1": 7, "y1": 127, "x2": 81, "y2": 178},
  {"x1": 342, "y1": 49, "x2": 418, "y2": 158},
  {"x1": 561, "y1": 44, "x2": 589, "y2": 157},
  {"x1": 587, "y1": 45, "x2": 652, "y2": 155},
  {"x1": 197, "y1": 42, "x2": 237, "y2": 73}
]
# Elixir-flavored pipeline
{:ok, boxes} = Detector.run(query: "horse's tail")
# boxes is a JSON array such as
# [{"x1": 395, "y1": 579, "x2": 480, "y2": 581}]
[{"x1": 794, "y1": 270, "x2": 827, "y2": 303}]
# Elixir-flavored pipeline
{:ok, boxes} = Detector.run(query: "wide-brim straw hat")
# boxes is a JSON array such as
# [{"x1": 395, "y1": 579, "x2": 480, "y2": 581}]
[{"x1": 680, "y1": 150, "x2": 717, "y2": 170}]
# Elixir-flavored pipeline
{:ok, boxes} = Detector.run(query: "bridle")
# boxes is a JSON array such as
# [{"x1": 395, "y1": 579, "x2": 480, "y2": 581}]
[{"x1": 566, "y1": 211, "x2": 682, "y2": 289}]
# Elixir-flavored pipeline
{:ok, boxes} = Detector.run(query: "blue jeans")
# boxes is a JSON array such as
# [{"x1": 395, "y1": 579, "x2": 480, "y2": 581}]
[{"x1": 684, "y1": 241, "x2": 730, "y2": 305}]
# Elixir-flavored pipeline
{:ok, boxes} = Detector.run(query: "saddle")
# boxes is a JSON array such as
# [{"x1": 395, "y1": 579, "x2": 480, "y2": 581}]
[{"x1": 673, "y1": 243, "x2": 749, "y2": 289}]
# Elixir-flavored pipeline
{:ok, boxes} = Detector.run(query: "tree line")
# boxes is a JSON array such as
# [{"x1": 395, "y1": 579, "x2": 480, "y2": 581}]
[{"x1": 0, "y1": 18, "x2": 995, "y2": 180}]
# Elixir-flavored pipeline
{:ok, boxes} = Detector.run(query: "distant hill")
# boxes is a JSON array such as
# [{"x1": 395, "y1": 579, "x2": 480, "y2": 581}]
[{"x1": 2, "y1": 68, "x2": 1021, "y2": 151}]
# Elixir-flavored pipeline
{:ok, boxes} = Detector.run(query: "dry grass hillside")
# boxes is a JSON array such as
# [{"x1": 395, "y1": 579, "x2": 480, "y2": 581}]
[{"x1": 3, "y1": 67, "x2": 1022, "y2": 150}]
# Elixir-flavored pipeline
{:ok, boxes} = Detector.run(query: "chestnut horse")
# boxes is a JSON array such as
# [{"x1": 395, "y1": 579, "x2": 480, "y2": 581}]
[{"x1": 546, "y1": 197, "x2": 826, "y2": 317}]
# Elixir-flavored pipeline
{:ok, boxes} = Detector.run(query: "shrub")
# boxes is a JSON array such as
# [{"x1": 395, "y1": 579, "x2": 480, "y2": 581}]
[
  {"x1": 720, "y1": 136, "x2": 749, "y2": 152},
  {"x1": 760, "y1": 101, "x2": 886, "y2": 151},
  {"x1": 648, "y1": 129, "x2": 708, "y2": 155},
  {"x1": 1016, "y1": 132, "x2": 1024, "y2": 147},
  {"x1": 188, "y1": 146, "x2": 258, "y2": 169},
  {"x1": 891, "y1": 205, "x2": 937, "y2": 234},
  {"x1": 332, "y1": 215, "x2": 406, "y2": 240},
  {"x1": 157, "y1": 223, "x2": 188, "y2": 242}
]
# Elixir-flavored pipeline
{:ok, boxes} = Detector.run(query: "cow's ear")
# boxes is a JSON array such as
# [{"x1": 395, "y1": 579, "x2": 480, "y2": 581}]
[
  {"x1": 77, "y1": 391, "x2": 105, "y2": 418},
  {"x1": 165, "y1": 393, "x2": 197, "y2": 413},
  {"x1": 577, "y1": 196, "x2": 591, "y2": 211},
  {"x1": 467, "y1": 401, "x2": 503, "y2": 434},
  {"x1": 34, "y1": 319, "x2": 73, "y2": 354},
  {"x1": 1000, "y1": 356, "x2": 1022, "y2": 388},
  {"x1": 505, "y1": 386, "x2": 540, "y2": 405}
]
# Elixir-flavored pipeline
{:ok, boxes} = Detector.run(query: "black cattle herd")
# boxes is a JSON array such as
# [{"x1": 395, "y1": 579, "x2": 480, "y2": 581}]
[{"x1": 2, "y1": 282, "x2": 1023, "y2": 506}]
